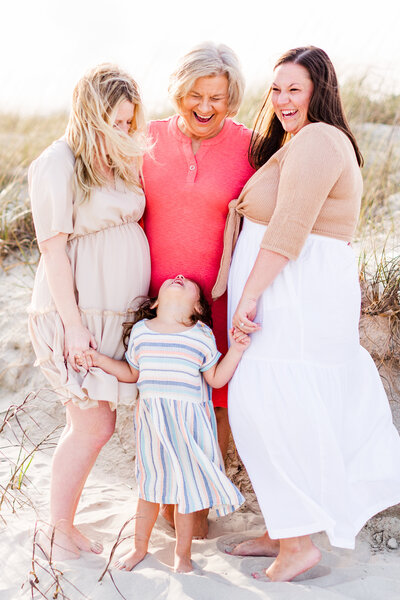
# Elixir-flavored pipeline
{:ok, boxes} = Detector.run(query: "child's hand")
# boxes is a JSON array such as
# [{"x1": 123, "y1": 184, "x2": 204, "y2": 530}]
[
  {"x1": 229, "y1": 327, "x2": 251, "y2": 353},
  {"x1": 83, "y1": 348, "x2": 102, "y2": 368}
]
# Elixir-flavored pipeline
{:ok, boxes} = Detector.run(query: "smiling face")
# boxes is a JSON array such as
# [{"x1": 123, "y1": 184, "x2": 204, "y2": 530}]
[
  {"x1": 271, "y1": 63, "x2": 314, "y2": 136},
  {"x1": 177, "y1": 74, "x2": 229, "y2": 141},
  {"x1": 112, "y1": 99, "x2": 135, "y2": 135}
]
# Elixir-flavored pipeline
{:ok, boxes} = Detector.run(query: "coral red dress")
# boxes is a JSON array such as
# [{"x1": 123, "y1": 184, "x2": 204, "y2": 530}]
[{"x1": 142, "y1": 116, "x2": 254, "y2": 407}]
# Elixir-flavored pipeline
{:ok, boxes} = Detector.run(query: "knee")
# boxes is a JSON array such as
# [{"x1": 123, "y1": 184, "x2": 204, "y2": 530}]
[
  {"x1": 67, "y1": 402, "x2": 116, "y2": 449},
  {"x1": 92, "y1": 415, "x2": 116, "y2": 448},
  {"x1": 77, "y1": 412, "x2": 116, "y2": 450},
  {"x1": 97, "y1": 423, "x2": 115, "y2": 448}
]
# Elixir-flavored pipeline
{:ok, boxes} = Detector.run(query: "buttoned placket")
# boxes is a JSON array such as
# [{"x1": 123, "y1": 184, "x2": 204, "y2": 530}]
[{"x1": 182, "y1": 139, "x2": 198, "y2": 183}]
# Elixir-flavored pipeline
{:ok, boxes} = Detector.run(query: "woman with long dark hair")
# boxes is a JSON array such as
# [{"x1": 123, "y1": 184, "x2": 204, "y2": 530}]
[{"x1": 213, "y1": 46, "x2": 400, "y2": 581}]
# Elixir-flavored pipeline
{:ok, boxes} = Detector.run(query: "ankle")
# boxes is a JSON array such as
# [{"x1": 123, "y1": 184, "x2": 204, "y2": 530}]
[
  {"x1": 175, "y1": 548, "x2": 191, "y2": 560},
  {"x1": 132, "y1": 539, "x2": 149, "y2": 554},
  {"x1": 281, "y1": 536, "x2": 313, "y2": 555}
]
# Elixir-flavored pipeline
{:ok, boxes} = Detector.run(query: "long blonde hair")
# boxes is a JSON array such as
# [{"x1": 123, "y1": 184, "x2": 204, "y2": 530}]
[{"x1": 66, "y1": 64, "x2": 149, "y2": 200}]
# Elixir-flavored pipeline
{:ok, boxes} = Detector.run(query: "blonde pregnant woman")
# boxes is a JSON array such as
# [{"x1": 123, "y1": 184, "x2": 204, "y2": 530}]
[
  {"x1": 28, "y1": 65, "x2": 150, "y2": 560},
  {"x1": 213, "y1": 46, "x2": 400, "y2": 582}
]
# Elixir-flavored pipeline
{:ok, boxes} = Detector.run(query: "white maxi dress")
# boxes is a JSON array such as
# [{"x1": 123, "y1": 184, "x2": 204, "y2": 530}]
[{"x1": 228, "y1": 218, "x2": 400, "y2": 549}]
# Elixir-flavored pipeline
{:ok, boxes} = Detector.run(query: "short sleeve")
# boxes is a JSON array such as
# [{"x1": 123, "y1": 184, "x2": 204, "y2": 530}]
[
  {"x1": 28, "y1": 140, "x2": 75, "y2": 244},
  {"x1": 198, "y1": 324, "x2": 222, "y2": 372},
  {"x1": 260, "y1": 124, "x2": 344, "y2": 260},
  {"x1": 125, "y1": 327, "x2": 139, "y2": 369}
]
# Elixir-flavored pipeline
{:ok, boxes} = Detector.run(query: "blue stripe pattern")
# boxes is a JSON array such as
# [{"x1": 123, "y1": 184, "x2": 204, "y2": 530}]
[{"x1": 130, "y1": 320, "x2": 245, "y2": 515}]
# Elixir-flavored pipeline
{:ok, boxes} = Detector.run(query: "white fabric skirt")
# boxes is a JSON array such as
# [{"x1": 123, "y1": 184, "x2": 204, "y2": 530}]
[{"x1": 228, "y1": 218, "x2": 400, "y2": 549}]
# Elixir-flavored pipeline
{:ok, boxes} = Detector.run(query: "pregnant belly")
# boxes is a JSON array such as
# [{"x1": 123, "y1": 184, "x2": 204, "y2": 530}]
[{"x1": 72, "y1": 222, "x2": 151, "y2": 312}]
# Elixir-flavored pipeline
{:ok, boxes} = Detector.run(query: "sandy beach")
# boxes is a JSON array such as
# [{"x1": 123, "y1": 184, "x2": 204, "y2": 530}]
[{"x1": 1, "y1": 255, "x2": 400, "y2": 600}]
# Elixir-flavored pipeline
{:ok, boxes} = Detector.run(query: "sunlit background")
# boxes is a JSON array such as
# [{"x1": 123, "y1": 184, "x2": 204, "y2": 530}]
[{"x1": 2, "y1": 0, "x2": 399, "y2": 115}]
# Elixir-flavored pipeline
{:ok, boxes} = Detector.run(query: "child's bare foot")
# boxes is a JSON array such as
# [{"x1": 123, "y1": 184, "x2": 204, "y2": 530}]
[
  {"x1": 192, "y1": 509, "x2": 208, "y2": 539},
  {"x1": 174, "y1": 554, "x2": 193, "y2": 573},
  {"x1": 160, "y1": 504, "x2": 175, "y2": 529},
  {"x1": 228, "y1": 533, "x2": 279, "y2": 557},
  {"x1": 37, "y1": 523, "x2": 80, "y2": 561},
  {"x1": 71, "y1": 525, "x2": 103, "y2": 554},
  {"x1": 264, "y1": 542, "x2": 321, "y2": 582},
  {"x1": 114, "y1": 549, "x2": 147, "y2": 571}
]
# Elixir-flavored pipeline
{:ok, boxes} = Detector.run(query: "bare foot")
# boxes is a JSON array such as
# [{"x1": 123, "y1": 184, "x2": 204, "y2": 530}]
[
  {"x1": 228, "y1": 533, "x2": 279, "y2": 557},
  {"x1": 36, "y1": 524, "x2": 80, "y2": 562},
  {"x1": 266, "y1": 543, "x2": 321, "y2": 582},
  {"x1": 192, "y1": 509, "x2": 208, "y2": 539},
  {"x1": 114, "y1": 549, "x2": 147, "y2": 571},
  {"x1": 174, "y1": 554, "x2": 193, "y2": 573},
  {"x1": 160, "y1": 504, "x2": 175, "y2": 529},
  {"x1": 71, "y1": 525, "x2": 103, "y2": 554}
]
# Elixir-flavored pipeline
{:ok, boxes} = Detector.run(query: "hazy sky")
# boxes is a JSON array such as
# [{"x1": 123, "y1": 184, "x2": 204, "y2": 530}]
[{"x1": 2, "y1": 0, "x2": 399, "y2": 115}]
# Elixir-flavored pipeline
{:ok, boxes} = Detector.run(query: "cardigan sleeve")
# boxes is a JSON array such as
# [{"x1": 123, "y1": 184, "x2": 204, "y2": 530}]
[{"x1": 260, "y1": 124, "x2": 344, "y2": 260}]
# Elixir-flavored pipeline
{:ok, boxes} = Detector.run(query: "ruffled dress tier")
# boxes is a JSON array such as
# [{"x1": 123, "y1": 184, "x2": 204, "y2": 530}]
[
  {"x1": 228, "y1": 220, "x2": 400, "y2": 548},
  {"x1": 28, "y1": 139, "x2": 150, "y2": 410}
]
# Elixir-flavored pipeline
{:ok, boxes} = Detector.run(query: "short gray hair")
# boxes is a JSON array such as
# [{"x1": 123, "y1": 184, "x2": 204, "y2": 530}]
[{"x1": 168, "y1": 42, "x2": 245, "y2": 117}]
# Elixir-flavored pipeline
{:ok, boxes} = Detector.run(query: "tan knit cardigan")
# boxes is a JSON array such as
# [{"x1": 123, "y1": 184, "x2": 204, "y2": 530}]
[{"x1": 212, "y1": 122, "x2": 363, "y2": 299}]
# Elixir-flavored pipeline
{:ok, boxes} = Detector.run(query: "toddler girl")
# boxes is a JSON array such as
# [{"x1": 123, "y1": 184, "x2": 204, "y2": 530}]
[{"x1": 84, "y1": 274, "x2": 249, "y2": 573}]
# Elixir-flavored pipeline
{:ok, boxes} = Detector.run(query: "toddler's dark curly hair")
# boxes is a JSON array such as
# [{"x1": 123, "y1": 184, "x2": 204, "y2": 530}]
[{"x1": 122, "y1": 279, "x2": 213, "y2": 349}]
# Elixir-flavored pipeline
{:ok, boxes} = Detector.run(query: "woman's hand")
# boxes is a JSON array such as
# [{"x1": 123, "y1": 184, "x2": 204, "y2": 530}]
[
  {"x1": 39, "y1": 233, "x2": 98, "y2": 373},
  {"x1": 64, "y1": 323, "x2": 97, "y2": 372},
  {"x1": 232, "y1": 295, "x2": 260, "y2": 333}
]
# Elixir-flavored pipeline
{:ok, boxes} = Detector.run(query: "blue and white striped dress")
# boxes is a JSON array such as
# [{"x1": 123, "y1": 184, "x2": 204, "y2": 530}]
[{"x1": 126, "y1": 319, "x2": 245, "y2": 515}]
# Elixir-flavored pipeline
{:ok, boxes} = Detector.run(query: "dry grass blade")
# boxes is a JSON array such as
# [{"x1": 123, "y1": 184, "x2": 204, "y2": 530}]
[
  {"x1": 107, "y1": 570, "x2": 129, "y2": 600},
  {"x1": 0, "y1": 391, "x2": 61, "y2": 515},
  {"x1": 26, "y1": 521, "x2": 91, "y2": 600},
  {"x1": 98, "y1": 516, "x2": 136, "y2": 582},
  {"x1": 360, "y1": 250, "x2": 400, "y2": 380},
  {"x1": 361, "y1": 253, "x2": 400, "y2": 319}
]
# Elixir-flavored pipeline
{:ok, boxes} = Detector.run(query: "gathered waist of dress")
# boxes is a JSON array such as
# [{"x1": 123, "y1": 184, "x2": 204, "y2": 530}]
[
  {"x1": 211, "y1": 200, "x2": 353, "y2": 300},
  {"x1": 68, "y1": 216, "x2": 142, "y2": 242}
]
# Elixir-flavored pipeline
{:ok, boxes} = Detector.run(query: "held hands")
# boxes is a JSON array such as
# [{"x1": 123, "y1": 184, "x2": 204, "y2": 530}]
[
  {"x1": 64, "y1": 323, "x2": 97, "y2": 372},
  {"x1": 73, "y1": 348, "x2": 102, "y2": 370},
  {"x1": 78, "y1": 348, "x2": 103, "y2": 369},
  {"x1": 228, "y1": 327, "x2": 251, "y2": 353},
  {"x1": 232, "y1": 295, "x2": 261, "y2": 334}
]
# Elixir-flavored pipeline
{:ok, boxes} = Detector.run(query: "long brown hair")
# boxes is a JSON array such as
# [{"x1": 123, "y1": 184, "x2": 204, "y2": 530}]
[
  {"x1": 122, "y1": 280, "x2": 213, "y2": 349},
  {"x1": 250, "y1": 46, "x2": 363, "y2": 169}
]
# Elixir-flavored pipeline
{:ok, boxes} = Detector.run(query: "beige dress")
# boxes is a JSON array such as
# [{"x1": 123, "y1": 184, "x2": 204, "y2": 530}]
[{"x1": 28, "y1": 139, "x2": 151, "y2": 410}]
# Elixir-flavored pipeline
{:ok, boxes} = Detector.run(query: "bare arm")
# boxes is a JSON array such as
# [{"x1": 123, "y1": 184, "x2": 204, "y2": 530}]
[
  {"x1": 203, "y1": 328, "x2": 250, "y2": 389},
  {"x1": 39, "y1": 233, "x2": 97, "y2": 371},
  {"x1": 84, "y1": 349, "x2": 139, "y2": 383},
  {"x1": 232, "y1": 248, "x2": 289, "y2": 332}
]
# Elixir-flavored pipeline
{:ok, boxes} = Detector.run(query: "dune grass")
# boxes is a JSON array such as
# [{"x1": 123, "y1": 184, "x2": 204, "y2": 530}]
[{"x1": 0, "y1": 113, "x2": 67, "y2": 263}]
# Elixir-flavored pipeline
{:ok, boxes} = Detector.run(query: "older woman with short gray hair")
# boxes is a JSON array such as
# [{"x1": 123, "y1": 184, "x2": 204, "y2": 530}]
[
  {"x1": 142, "y1": 42, "x2": 254, "y2": 537},
  {"x1": 168, "y1": 42, "x2": 245, "y2": 117}
]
